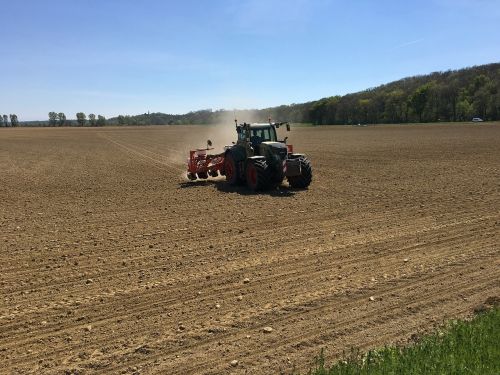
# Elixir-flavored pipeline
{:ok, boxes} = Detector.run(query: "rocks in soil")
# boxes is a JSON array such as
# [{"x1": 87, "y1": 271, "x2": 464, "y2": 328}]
[
  {"x1": 243, "y1": 278, "x2": 250, "y2": 284},
  {"x1": 262, "y1": 326, "x2": 273, "y2": 333},
  {"x1": 135, "y1": 345, "x2": 153, "y2": 354},
  {"x1": 230, "y1": 360, "x2": 239, "y2": 367}
]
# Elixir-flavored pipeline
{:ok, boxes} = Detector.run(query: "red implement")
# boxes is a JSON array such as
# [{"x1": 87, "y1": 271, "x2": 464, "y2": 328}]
[{"x1": 186, "y1": 148, "x2": 225, "y2": 180}]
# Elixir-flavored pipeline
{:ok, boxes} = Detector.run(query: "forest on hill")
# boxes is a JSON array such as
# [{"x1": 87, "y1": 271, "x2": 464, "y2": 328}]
[
  {"x1": 107, "y1": 63, "x2": 500, "y2": 126},
  {"x1": 7, "y1": 63, "x2": 499, "y2": 127}
]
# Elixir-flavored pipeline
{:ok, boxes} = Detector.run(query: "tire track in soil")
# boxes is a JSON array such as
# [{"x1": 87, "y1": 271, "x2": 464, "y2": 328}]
[
  {"x1": 70, "y1": 259, "x2": 500, "y2": 374},
  {"x1": 3, "y1": 223, "x2": 498, "y2": 370},
  {"x1": 1, "y1": 215, "x2": 496, "y2": 338},
  {"x1": 99, "y1": 135, "x2": 184, "y2": 173},
  {"x1": 1, "y1": 213, "x2": 496, "y2": 327},
  {"x1": 1, "y1": 209, "x2": 495, "y2": 290}
]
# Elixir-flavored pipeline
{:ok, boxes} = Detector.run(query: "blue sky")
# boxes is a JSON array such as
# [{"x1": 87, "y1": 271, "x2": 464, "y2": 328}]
[{"x1": 1, "y1": 0, "x2": 499, "y2": 121}]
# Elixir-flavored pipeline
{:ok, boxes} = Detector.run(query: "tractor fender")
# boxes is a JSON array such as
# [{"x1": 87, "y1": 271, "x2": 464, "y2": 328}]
[
  {"x1": 288, "y1": 153, "x2": 305, "y2": 159},
  {"x1": 245, "y1": 156, "x2": 266, "y2": 172},
  {"x1": 225, "y1": 147, "x2": 246, "y2": 162}
]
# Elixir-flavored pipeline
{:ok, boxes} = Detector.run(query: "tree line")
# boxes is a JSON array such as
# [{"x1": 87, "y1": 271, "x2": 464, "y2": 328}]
[
  {"x1": 46, "y1": 112, "x2": 106, "y2": 127},
  {"x1": 0, "y1": 114, "x2": 19, "y2": 127},
  {"x1": 6, "y1": 62, "x2": 500, "y2": 127},
  {"x1": 107, "y1": 62, "x2": 500, "y2": 126}
]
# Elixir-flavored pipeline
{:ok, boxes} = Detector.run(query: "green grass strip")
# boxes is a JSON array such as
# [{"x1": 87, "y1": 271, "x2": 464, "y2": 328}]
[{"x1": 309, "y1": 308, "x2": 500, "y2": 375}]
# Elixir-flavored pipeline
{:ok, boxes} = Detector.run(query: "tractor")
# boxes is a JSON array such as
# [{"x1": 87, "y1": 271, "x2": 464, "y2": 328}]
[{"x1": 186, "y1": 120, "x2": 312, "y2": 191}]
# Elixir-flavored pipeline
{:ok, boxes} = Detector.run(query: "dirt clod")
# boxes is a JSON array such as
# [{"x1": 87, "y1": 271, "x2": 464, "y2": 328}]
[{"x1": 263, "y1": 327, "x2": 274, "y2": 333}]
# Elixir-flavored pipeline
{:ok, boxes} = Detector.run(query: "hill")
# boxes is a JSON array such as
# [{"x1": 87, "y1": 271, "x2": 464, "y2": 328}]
[{"x1": 105, "y1": 63, "x2": 500, "y2": 126}]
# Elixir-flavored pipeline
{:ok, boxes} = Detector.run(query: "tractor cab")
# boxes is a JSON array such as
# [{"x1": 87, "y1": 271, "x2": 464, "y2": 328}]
[
  {"x1": 248, "y1": 124, "x2": 277, "y2": 146},
  {"x1": 236, "y1": 122, "x2": 286, "y2": 156},
  {"x1": 236, "y1": 121, "x2": 293, "y2": 161},
  {"x1": 237, "y1": 124, "x2": 277, "y2": 154},
  {"x1": 236, "y1": 122, "x2": 290, "y2": 154}
]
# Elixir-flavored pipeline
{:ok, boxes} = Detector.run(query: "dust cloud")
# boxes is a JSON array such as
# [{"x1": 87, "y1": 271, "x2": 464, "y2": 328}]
[{"x1": 170, "y1": 109, "x2": 263, "y2": 160}]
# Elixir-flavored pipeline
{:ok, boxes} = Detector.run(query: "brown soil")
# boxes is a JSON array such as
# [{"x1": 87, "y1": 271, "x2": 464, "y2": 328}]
[{"x1": 0, "y1": 123, "x2": 499, "y2": 374}]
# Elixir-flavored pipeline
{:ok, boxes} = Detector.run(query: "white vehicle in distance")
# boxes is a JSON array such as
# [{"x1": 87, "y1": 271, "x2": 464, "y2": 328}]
[{"x1": 472, "y1": 117, "x2": 484, "y2": 122}]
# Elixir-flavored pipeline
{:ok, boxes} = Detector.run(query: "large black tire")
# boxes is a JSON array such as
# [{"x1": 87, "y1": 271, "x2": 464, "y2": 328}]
[
  {"x1": 197, "y1": 172, "x2": 208, "y2": 179},
  {"x1": 287, "y1": 157, "x2": 312, "y2": 188},
  {"x1": 246, "y1": 159, "x2": 271, "y2": 191},
  {"x1": 224, "y1": 152, "x2": 241, "y2": 185}
]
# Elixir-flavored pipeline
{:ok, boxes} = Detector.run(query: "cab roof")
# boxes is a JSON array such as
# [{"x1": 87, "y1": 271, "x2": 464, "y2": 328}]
[{"x1": 239, "y1": 123, "x2": 275, "y2": 129}]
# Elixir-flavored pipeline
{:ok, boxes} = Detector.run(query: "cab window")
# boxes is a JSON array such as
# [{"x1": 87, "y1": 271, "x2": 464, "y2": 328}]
[{"x1": 251, "y1": 127, "x2": 276, "y2": 142}]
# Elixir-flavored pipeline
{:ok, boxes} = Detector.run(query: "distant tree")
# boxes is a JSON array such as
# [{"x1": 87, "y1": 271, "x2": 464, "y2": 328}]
[
  {"x1": 97, "y1": 115, "x2": 106, "y2": 126},
  {"x1": 358, "y1": 98, "x2": 371, "y2": 124},
  {"x1": 48, "y1": 112, "x2": 58, "y2": 126},
  {"x1": 76, "y1": 112, "x2": 86, "y2": 126},
  {"x1": 88, "y1": 113, "x2": 96, "y2": 126},
  {"x1": 456, "y1": 98, "x2": 473, "y2": 121},
  {"x1": 117, "y1": 115, "x2": 126, "y2": 125},
  {"x1": 57, "y1": 112, "x2": 66, "y2": 126},
  {"x1": 2, "y1": 114, "x2": 8, "y2": 127},
  {"x1": 10, "y1": 114, "x2": 19, "y2": 127},
  {"x1": 410, "y1": 84, "x2": 432, "y2": 122}
]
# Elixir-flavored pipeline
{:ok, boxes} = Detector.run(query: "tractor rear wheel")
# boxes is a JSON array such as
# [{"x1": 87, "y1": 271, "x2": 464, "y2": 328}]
[
  {"x1": 246, "y1": 159, "x2": 271, "y2": 191},
  {"x1": 224, "y1": 153, "x2": 241, "y2": 185},
  {"x1": 287, "y1": 157, "x2": 312, "y2": 188}
]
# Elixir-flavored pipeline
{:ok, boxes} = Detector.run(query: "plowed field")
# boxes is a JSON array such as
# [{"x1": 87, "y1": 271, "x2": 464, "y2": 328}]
[{"x1": 1, "y1": 124, "x2": 499, "y2": 374}]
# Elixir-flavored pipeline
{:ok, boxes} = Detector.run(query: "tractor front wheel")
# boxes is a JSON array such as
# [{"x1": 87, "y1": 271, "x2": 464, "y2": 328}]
[
  {"x1": 246, "y1": 159, "x2": 270, "y2": 191},
  {"x1": 287, "y1": 157, "x2": 312, "y2": 188}
]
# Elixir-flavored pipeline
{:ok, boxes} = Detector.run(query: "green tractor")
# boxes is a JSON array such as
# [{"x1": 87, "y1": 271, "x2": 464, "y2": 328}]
[{"x1": 222, "y1": 121, "x2": 312, "y2": 191}]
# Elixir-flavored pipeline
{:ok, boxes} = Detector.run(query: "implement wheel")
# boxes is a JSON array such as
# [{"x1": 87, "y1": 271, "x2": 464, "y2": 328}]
[{"x1": 246, "y1": 159, "x2": 270, "y2": 191}]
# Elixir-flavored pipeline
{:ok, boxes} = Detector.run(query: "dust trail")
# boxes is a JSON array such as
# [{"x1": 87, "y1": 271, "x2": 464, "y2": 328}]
[
  {"x1": 167, "y1": 124, "x2": 235, "y2": 165},
  {"x1": 100, "y1": 135, "x2": 185, "y2": 173},
  {"x1": 169, "y1": 109, "x2": 265, "y2": 162}
]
